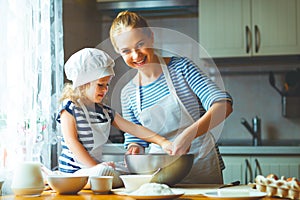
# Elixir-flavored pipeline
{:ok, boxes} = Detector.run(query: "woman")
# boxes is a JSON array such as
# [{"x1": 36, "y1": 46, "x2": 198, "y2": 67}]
[
  {"x1": 109, "y1": 11, "x2": 233, "y2": 184},
  {"x1": 56, "y1": 48, "x2": 172, "y2": 187}
]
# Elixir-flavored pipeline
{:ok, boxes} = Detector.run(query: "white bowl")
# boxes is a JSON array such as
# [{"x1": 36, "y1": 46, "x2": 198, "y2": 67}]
[
  {"x1": 120, "y1": 175, "x2": 153, "y2": 192},
  {"x1": 90, "y1": 176, "x2": 113, "y2": 194},
  {"x1": 47, "y1": 175, "x2": 88, "y2": 194}
]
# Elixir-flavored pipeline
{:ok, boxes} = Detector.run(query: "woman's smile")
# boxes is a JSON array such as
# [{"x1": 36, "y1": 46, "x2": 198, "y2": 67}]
[
  {"x1": 114, "y1": 28, "x2": 155, "y2": 70},
  {"x1": 133, "y1": 56, "x2": 147, "y2": 67}
]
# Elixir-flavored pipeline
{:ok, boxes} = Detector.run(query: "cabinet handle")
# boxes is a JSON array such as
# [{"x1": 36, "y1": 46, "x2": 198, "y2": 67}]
[
  {"x1": 245, "y1": 159, "x2": 253, "y2": 184},
  {"x1": 245, "y1": 26, "x2": 251, "y2": 54},
  {"x1": 254, "y1": 158, "x2": 263, "y2": 177},
  {"x1": 254, "y1": 25, "x2": 261, "y2": 53}
]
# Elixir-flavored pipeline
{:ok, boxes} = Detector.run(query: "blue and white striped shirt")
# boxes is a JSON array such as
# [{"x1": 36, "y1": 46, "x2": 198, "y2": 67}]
[
  {"x1": 56, "y1": 100, "x2": 115, "y2": 173},
  {"x1": 121, "y1": 56, "x2": 232, "y2": 170}
]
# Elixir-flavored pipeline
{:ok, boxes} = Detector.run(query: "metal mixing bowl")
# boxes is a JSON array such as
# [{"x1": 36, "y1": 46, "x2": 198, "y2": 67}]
[{"x1": 125, "y1": 154, "x2": 194, "y2": 186}]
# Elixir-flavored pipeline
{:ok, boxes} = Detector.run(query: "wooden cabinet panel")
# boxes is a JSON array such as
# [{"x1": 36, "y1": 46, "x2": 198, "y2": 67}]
[
  {"x1": 222, "y1": 155, "x2": 300, "y2": 184},
  {"x1": 199, "y1": 0, "x2": 250, "y2": 57},
  {"x1": 253, "y1": 156, "x2": 300, "y2": 178},
  {"x1": 199, "y1": 0, "x2": 300, "y2": 58},
  {"x1": 251, "y1": 0, "x2": 300, "y2": 56},
  {"x1": 222, "y1": 156, "x2": 247, "y2": 184}
]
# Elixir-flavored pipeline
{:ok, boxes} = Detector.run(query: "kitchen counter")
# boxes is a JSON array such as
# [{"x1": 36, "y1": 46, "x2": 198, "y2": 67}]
[
  {"x1": 102, "y1": 143, "x2": 300, "y2": 156},
  {"x1": 219, "y1": 146, "x2": 300, "y2": 155},
  {"x1": 0, "y1": 185, "x2": 287, "y2": 200}
]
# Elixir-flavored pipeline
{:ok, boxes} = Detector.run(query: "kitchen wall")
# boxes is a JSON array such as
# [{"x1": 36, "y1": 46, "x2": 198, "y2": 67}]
[
  {"x1": 63, "y1": 0, "x2": 103, "y2": 60},
  {"x1": 63, "y1": 1, "x2": 300, "y2": 145},
  {"x1": 220, "y1": 66, "x2": 300, "y2": 143}
]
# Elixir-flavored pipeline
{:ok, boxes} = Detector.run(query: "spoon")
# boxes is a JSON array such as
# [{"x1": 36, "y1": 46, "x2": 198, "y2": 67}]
[
  {"x1": 218, "y1": 180, "x2": 240, "y2": 189},
  {"x1": 151, "y1": 168, "x2": 161, "y2": 177}
]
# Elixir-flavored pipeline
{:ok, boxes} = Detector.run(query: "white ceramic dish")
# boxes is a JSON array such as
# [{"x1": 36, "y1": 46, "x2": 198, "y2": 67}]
[
  {"x1": 11, "y1": 162, "x2": 44, "y2": 191},
  {"x1": 111, "y1": 188, "x2": 184, "y2": 199},
  {"x1": 90, "y1": 176, "x2": 113, "y2": 194},
  {"x1": 11, "y1": 187, "x2": 45, "y2": 196},
  {"x1": 203, "y1": 190, "x2": 267, "y2": 199},
  {"x1": 127, "y1": 191, "x2": 184, "y2": 200},
  {"x1": 119, "y1": 175, "x2": 153, "y2": 192},
  {"x1": 47, "y1": 175, "x2": 88, "y2": 194}
]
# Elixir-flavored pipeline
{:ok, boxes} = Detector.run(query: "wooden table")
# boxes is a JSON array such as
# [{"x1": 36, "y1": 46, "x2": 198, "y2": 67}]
[
  {"x1": 0, "y1": 185, "x2": 284, "y2": 200},
  {"x1": 0, "y1": 191, "x2": 281, "y2": 200}
]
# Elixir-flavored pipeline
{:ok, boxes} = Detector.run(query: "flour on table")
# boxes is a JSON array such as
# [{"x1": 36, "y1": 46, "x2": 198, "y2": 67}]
[{"x1": 130, "y1": 183, "x2": 174, "y2": 195}]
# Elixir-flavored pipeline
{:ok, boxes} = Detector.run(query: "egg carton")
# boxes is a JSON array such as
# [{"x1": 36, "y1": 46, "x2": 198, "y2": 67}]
[{"x1": 255, "y1": 174, "x2": 300, "y2": 199}]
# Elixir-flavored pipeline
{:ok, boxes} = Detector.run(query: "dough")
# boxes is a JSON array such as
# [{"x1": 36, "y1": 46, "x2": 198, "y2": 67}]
[{"x1": 130, "y1": 183, "x2": 174, "y2": 195}]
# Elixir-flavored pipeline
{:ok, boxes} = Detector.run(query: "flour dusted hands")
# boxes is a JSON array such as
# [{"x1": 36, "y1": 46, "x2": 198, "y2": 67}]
[
  {"x1": 160, "y1": 139, "x2": 173, "y2": 155},
  {"x1": 113, "y1": 113, "x2": 173, "y2": 155},
  {"x1": 171, "y1": 126, "x2": 197, "y2": 155},
  {"x1": 126, "y1": 139, "x2": 173, "y2": 155},
  {"x1": 100, "y1": 161, "x2": 115, "y2": 168}
]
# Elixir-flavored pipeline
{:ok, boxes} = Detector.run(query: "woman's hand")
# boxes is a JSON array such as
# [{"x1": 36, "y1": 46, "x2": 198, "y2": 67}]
[
  {"x1": 160, "y1": 140, "x2": 173, "y2": 155},
  {"x1": 171, "y1": 127, "x2": 196, "y2": 155},
  {"x1": 172, "y1": 101, "x2": 233, "y2": 155}
]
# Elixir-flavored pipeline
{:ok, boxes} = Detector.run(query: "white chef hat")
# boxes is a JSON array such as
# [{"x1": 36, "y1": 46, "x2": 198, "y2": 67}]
[{"x1": 64, "y1": 48, "x2": 115, "y2": 88}]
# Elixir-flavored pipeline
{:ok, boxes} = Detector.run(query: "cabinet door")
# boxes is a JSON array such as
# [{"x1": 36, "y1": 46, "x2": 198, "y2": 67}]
[
  {"x1": 222, "y1": 156, "x2": 250, "y2": 184},
  {"x1": 252, "y1": 0, "x2": 300, "y2": 56},
  {"x1": 252, "y1": 156, "x2": 300, "y2": 178},
  {"x1": 199, "y1": 0, "x2": 251, "y2": 58},
  {"x1": 199, "y1": 0, "x2": 300, "y2": 58}
]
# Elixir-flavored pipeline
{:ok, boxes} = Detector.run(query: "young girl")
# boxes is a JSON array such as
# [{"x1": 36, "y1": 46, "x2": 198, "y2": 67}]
[{"x1": 56, "y1": 48, "x2": 172, "y2": 187}]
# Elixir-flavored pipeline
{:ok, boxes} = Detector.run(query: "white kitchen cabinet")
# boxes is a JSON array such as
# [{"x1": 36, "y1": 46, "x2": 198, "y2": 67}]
[
  {"x1": 199, "y1": 0, "x2": 300, "y2": 58},
  {"x1": 222, "y1": 155, "x2": 300, "y2": 184}
]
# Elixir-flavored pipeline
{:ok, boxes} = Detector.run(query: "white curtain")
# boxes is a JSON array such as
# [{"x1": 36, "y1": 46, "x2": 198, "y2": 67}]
[{"x1": 0, "y1": 0, "x2": 64, "y2": 171}]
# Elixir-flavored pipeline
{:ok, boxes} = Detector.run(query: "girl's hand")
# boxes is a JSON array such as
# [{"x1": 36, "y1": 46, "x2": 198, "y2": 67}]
[
  {"x1": 100, "y1": 161, "x2": 115, "y2": 168},
  {"x1": 126, "y1": 143, "x2": 145, "y2": 155}
]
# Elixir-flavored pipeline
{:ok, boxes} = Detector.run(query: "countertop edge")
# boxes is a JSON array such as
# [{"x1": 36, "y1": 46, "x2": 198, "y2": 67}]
[
  {"x1": 219, "y1": 146, "x2": 300, "y2": 155},
  {"x1": 102, "y1": 144, "x2": 300, "y2": 155}
]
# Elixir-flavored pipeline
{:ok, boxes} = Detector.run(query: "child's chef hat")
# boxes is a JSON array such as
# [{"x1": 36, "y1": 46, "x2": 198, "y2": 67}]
[{"x1": 64, "y1": 48, "x2": 115, "y2": 88}]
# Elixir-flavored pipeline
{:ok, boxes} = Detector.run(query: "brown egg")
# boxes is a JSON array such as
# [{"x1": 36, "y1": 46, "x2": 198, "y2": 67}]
[
  {"x1": 267, "y1": 174, "x2": 278, "y2": 180},
  {"x1": 286, "y1": 177, "x2": 300, "y2": 190},
  {"x1": 255, "y1": 175, "x2": 266, "y2": 185},
  {"x1": 280, "y1": 176, "x2": 286, "y2": 180},
  {"x1": 293, "y1": 179, "x2": 300, "y2": 190},
  {"x1": 287, "y1": 177, "x2": 294, "y2": 182}
]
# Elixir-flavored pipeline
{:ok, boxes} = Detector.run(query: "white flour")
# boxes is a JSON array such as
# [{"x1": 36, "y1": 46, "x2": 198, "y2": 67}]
[{"x1": 130, "y1": 183, "x2": 174, "y2": 195}]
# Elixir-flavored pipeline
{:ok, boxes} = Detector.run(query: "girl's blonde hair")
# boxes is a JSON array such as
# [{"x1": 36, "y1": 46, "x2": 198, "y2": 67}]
[
  {"x1": 109, "y1": 11, "x2": 152, "y2": 53},
  {"x1": 59, "y1": 83, "x2": 89, "y2": 106}
]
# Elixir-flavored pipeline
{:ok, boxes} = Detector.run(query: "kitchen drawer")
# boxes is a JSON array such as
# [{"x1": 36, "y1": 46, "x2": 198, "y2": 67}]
[{"x1": 222, "y1": 155, "x2": 300, "y2": 184}]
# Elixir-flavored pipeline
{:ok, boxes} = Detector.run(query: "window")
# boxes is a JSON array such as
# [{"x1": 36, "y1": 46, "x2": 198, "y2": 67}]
[{"x1": 0, "y1": 0, "x2": 64, "y2": 170}]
